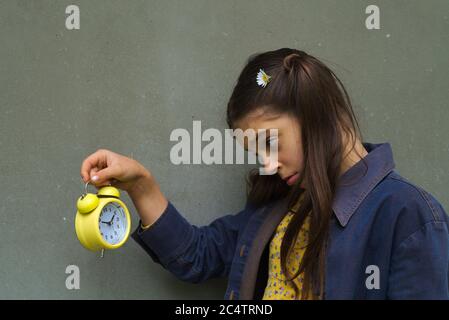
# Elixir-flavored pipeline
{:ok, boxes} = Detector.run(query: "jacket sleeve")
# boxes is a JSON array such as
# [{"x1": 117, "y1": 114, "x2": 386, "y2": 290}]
[
  {"x1": 131, "y1": 200, "x2": 253, "y2": 284},
  {"x1": 387, "y1": 200, "x2": 449, "y2": 299}
]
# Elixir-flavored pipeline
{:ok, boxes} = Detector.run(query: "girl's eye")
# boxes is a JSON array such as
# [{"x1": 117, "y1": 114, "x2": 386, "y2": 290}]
[
  {"x1": 266, "y1": 137, "x2": 277, "y2": 147},
  {"x1": 263, "y1": 137, "x2": 278, "y2": 157}
]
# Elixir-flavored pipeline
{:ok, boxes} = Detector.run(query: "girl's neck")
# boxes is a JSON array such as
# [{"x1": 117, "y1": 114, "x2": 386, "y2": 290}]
[
  {"x1": 298, "y1": 134, "x2": 368, "y2": 190},
  {"x1": 339, "y1": 137, "x2": 368, "y2": 177}
]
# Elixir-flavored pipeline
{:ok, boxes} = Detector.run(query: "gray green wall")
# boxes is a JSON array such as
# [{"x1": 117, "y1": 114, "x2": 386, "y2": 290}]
[{"x1": 0, "y1": 0, "x2": 448, "y2": 299}]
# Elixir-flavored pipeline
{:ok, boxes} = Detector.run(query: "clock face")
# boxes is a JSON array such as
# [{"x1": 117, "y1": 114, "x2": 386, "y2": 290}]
[{"x1": 98, "y1": 202, "x2": 128, "y2": 245}]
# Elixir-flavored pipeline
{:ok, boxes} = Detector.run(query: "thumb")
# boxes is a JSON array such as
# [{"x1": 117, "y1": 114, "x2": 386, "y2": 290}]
[{"x1": 91, "y1": 167, "x2": 116, "y2": 186}]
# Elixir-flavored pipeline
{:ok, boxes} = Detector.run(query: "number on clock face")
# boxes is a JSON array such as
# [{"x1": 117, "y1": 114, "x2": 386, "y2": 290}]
[{"x1": 98, "y1": 203, "x2": 127, "y2": 245}]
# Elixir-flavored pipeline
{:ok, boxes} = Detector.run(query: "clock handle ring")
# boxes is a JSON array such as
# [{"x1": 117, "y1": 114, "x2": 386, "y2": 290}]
[
  {"x1": 84, "y1": 180, "x2": 90, "y2": 195},
  {"x1": 81, "y1": 180, "x2": 96, "y2": 198}
]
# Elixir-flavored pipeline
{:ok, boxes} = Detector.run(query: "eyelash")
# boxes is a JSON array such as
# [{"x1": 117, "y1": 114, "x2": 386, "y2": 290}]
[
  {"x1": 266, "y1": 137, "x2": 276, "y2": 146},
  {"x1": 258, "y1": 137, "x2": 277, "y2": 156},
  {"x1": 246, "y1": 137, "x2": 277, "y2": 155}
]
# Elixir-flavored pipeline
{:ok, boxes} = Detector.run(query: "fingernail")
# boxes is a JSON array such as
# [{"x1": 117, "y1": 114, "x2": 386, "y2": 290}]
[{"x1": 92, "y1": 175, "x2": 99, "y2": 181}]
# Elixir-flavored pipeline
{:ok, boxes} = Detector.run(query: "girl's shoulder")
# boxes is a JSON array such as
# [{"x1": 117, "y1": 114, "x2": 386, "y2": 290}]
[
  {"x1": 381, "y1": 170, "x2": 447, "y2": 221},
  {"x1": 373, "y1": 170, "x2": 449, "y2": 243}
]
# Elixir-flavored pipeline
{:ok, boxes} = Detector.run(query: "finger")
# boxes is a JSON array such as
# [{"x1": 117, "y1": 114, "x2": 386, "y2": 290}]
[
  {"x1": 81, "y1": 150, "x2": 107, "y2": 182},
  {"x1": 91, "y1": 166, "x2": 116, "y2": 186},
  {"x1": 89, "y1": 168, "x2": 99, "y2": 180}
]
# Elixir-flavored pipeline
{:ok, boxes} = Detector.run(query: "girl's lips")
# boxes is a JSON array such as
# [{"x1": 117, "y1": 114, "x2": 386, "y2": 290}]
[{"x1": 286, "y1": 172, "x2": 299, "y2": 186}]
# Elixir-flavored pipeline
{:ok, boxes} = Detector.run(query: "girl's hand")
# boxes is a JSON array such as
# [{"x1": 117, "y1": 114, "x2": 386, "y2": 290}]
[{"x1": 80, "y1": 149, "x2": 152, "y2": 193}]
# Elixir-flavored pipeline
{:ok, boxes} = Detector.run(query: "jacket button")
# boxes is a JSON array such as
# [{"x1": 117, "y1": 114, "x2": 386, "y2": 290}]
[
  {"x1": 239, "y1": 245, "x2": 246, "y2": 257},
  {"x1": 229, "y1": 290, "x2": 234, "y2": 300}
]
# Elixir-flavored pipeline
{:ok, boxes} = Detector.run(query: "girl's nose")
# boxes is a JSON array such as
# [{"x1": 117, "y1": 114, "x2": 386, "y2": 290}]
[{"x1": 258, "y1": 152, "x2": 279, "y2": 175}]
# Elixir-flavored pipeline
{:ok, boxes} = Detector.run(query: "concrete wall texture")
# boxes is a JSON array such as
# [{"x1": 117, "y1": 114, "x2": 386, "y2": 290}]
[{"x1": 0, "y1": 0, "x2": 448, "y2": 299}]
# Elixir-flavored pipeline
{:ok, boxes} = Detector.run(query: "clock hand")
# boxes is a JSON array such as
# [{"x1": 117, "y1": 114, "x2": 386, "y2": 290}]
[{"x1": 108, "y1": 212, "x2": 117, "y2": 225}]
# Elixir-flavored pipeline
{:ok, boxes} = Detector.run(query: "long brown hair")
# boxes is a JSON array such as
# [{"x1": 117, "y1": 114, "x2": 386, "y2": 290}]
[{"x1": 226, "y1": 48, "x2": 367, "y2": 299}]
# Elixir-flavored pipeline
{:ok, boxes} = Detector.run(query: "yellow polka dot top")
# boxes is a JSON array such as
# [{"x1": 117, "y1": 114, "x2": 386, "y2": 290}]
[{"x1": 262, "y1": 193, "x2": 311, "y2": 300}]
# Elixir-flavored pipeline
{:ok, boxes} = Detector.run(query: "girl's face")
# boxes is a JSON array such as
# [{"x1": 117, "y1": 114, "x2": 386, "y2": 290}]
[{"x1": 234, "y1": 109, "x2": 306, "y2": 188}]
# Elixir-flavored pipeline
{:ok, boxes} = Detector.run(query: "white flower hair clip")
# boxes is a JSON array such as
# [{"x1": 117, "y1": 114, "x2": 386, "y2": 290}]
[{"x1": 256, "y1": 68, "x2": 272, "y2": 88}]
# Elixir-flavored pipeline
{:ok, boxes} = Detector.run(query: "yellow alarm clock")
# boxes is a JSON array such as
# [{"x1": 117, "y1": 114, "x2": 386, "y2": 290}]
[{"x1": 75, "y1": 181, "x2": 131, "y2": 252}]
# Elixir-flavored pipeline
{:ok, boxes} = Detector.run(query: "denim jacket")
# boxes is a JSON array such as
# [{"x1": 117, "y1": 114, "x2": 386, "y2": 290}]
[{"x1": 131, "y1": 142, "x2": 449, "y2": 299}]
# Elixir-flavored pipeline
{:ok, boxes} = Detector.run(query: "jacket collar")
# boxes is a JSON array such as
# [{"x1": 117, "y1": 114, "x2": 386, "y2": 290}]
[{"x1": 332, "y1": 142, "x2": 395, "y2": 227}]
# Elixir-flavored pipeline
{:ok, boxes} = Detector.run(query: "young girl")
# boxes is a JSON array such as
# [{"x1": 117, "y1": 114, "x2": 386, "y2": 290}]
[{"x1": 80, "y1": 48, "x2": 449, "y2": 300}]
